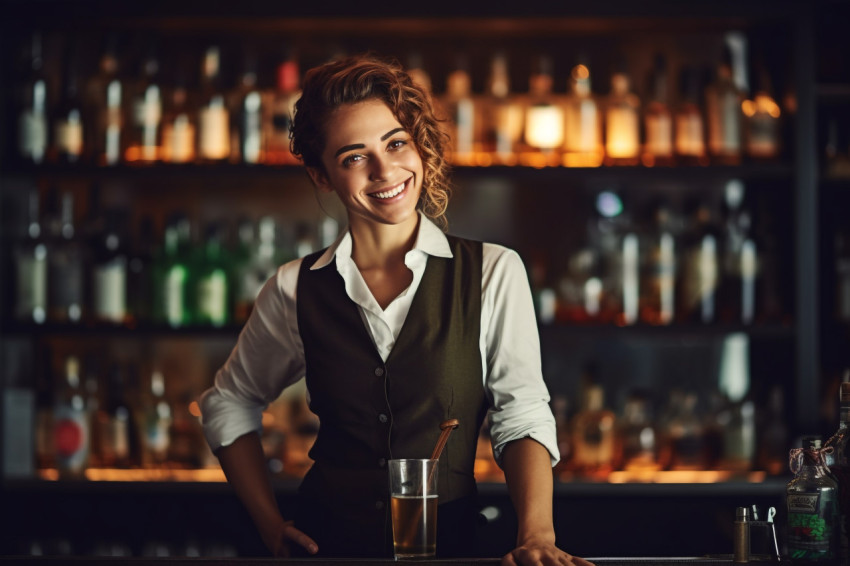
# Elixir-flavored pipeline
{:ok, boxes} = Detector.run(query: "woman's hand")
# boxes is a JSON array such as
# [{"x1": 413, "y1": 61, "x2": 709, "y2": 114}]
[
  {"x1": 262, "y1": 519, "x2": 319, "y2": 557},
  {"x1": 502, "y1": 536, "x2": 594, "y2": 566}
]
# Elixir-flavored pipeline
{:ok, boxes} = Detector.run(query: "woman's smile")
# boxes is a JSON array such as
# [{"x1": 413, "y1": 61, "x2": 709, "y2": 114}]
[{"x1": 369, "y1": 176, "x2": 412, "y2": 201}]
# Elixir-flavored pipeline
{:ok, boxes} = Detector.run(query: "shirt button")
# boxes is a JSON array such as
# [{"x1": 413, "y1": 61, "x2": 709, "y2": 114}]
[
  {"x1": 375, "y1": 500, "x2": 385, "y2": 510},
  {"x1": 378, "y1": 458, "x2": 386, "y2": 468},
  {"x1": 378, "y1": 413, "x2": 388, "y2": 424},
  {"x1": 374, "y1": 367, "x2": 385, "y2": 377}
]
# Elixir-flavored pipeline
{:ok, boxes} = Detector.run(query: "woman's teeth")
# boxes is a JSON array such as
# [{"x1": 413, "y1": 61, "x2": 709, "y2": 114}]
[{"x1": 372, "y1": 181, "x2": 406, "y2": 199}]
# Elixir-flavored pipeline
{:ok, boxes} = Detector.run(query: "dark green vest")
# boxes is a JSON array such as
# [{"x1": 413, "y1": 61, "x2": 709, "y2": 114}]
[{"x1": 294, "y1": 235, "x2": 487, "y2": 557}]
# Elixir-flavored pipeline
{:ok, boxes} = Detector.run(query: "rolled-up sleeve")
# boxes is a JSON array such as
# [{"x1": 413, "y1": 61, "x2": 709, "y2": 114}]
[
  {"x1": 481, "y1": 245, "x2": 559, "y2": 467},
  {"x1": 199, "y1": 259, "x2": 306, "y2": 451}
]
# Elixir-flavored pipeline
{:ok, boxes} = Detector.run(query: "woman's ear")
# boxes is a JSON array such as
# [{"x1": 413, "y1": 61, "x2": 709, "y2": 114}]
[{"x1": 307, "y1": 167, "x2": 333, "y2": 193}]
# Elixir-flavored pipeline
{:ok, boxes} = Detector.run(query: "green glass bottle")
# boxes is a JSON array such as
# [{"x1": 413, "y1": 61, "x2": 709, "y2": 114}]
[
  {"x1": 195, "y1": 222, "x2": 231, "y2": 327},
  {"x1": 154, "y1": 213, "x2": 193, "y2": 327}
]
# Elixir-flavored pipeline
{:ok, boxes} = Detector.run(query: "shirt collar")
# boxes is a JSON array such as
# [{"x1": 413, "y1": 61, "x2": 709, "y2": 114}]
[{"x1": 309, "y1": 211, "x2": 453, "y2": 271}]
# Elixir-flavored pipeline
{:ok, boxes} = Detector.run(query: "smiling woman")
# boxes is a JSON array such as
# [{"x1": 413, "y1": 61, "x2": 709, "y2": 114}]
[{"x1": 199, "y1": 53, "x2": 591, "y2": 566}]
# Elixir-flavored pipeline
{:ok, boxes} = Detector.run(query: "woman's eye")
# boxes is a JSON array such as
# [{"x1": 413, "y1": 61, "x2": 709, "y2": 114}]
[
  {"x1": 342, "y1": 154, "x2": 363, "y2": 166},
  {"x1": 388, "y1": 139, "x2": 407, "y2": 150}
]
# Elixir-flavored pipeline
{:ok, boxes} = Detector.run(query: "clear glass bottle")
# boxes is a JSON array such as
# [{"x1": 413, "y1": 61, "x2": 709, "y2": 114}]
[
  {"x1": 563, "y1": 59, "x2": 603, "y2": 167},
  {"x1": 53, "y1": 41, "x2": 86, "y2": 164},
  {"x1": 140, "y1": 369, "x2": 172, "y2": 467},
  {"x1": 482, "y1": 51, "x2": 523, "y2": 165},
  {"x1": 265, "y1": 49, "x2": 301, "y2": 165},
  {"x1": 639, "y1": 199, "x2": 677, "y2": 325},
  {"x1": 232, "y1": 50, "x2": 264, "y2": 164},
  {"x1": 438, "y1": 55, "x2": 476, "y2": 166},
  {"x1": 786, "y1": 437, "x2": 839, "y2": 563},
  {"x1": 46, "y1": 189, "x2": 86, "y2": 324},
  {"x1": 522, "y1": 55, "x2": 563, "y2": 167},
  {"x1": 17, "y1": 32, "x2": 49, "y2": 165},
  {"x1": 674, "y1": 66, "x2": 708, "y2": 166},
  {"x1": 13, "y1": 188, "x2": 48, "y2": 324},
  {"x1": 570, "y1": 384, "x2": 616, "y2": 479},
  {"x1": 719, "y1": 180, "x2": 760, "y2": 325},
  {"x1": 197, "y1": 45, "x2": 231, "y2": 163},
  {"x1": 705, "y1": 45, "x2": 744, "y2": 165},
  {"x1": 604, "y1": 61, "x2": 640, "y2": 166},
  {"x1": 642, "y1": 54, "x2": 674, "y2": 167},
  {"x1": 160, "y1": 71, "x2": 196, "y2": 164},
  {"x1": 742, "y1": 58, "x2": 781, "y2": 160},
  {"x1": 53, "y1": 355, "x2": 89, "y2": 478},
  {"x1": 825, "y1": 377, "x2": 850, "y2": 564},
  {"x1": 86, "y1": 34, "x2": 124, "y2": 166},
  {"x1": 617, "y1": 391, "x2": 658, "y2": 473},
  {"x1": 127, "y1": 45, "x2": 162, "y2": 164}
]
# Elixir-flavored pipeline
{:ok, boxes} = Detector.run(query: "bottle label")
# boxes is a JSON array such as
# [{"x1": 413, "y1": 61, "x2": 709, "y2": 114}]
[
  {"x1": 198, "y1": 270, "x2": 228, "y2": 326},
  {"x1": 18, "y1": 110, "x2": 48, "y2": 162},
  {"x1": 54, "y1": 406, "x2": 89, "y2": 475},
  {"x1": 56, "y1": 113, "x2": 84, "y2": 157},
  {"x1": 94, "y1": 259, "x2": 127, "y2": 323},
  {"x1": 163, "y1": 115, "x2": 195, "y2": 163},
  {"x1": 675, "y1": 113, "x2": 705, "y2": 157},
  {"x1": 199, "y1": 98, "x2": 230, "y2": 159},
  {"x1": 787, "y1": 490, "x2": 837, "y2": 559},
  {"x1": 164, "y1": 265, "x2": 188, "y2": 327}
]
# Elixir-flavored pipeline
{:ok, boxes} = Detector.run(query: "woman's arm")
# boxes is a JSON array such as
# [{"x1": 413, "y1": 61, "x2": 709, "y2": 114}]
[
  {"x1": 216, "y1": 432, "x2": 317, "y2": 556},
  {"x1": 501, "y1": 437, "x2": 593, "y2": 566}
]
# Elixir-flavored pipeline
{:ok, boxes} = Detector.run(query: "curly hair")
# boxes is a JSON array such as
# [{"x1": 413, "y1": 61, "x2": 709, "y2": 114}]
[{"x1": 290, "y1": 54, "x2": 451, "y2": 230}]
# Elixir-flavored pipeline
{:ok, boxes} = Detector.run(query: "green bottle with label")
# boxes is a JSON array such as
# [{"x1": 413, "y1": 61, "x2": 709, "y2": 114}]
[{"x1": 786, "y1": 436, "x2": 839, "y2": 563}]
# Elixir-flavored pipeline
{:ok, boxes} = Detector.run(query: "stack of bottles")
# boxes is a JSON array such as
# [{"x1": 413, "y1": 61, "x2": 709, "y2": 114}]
[
  {"x1": 13, "y1": 32, "x2": 784, "y2": 170},
  {"x1": 548, "y1": 377, "x2": 789, "y2": 482},
  {"x1": 35, "y1": 345, "x2": 319, "y2": 481},
  {"x1": 532, "y1": 179, "x2": 786, "y2": 327},
  {"x1": 10, "y1": 184, "x2": 339, "y2": 328}
]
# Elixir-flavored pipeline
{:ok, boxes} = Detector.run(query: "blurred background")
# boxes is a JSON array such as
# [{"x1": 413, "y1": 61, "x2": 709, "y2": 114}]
[{"x1": 1, "y1": 0, "x2": 849, "y2": 559}]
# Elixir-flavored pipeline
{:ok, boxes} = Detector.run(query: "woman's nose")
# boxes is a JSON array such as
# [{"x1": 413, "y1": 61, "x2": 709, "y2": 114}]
[{"x1": 368, "y1": 153, "x2": 393, "y2": 181}]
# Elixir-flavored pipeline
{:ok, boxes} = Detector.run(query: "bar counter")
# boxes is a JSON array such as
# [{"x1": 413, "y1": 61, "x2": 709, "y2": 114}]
[{"x1": 0, "y1": 557, "x2": 744, "y2": 565}]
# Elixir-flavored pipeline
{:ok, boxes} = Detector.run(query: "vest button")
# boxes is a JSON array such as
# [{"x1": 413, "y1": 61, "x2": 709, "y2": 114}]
[
  {"x1": 378, "y1": 458, "x2": 386, "y2": 467},
  {"x1": 378, "y1": 413, "x2": 388, "y2": 424},
  {"x1": 374, "y1": 367, "x2": 385, "y2": 377},
  {"x1": 375, "y1": 500, "x2": 385, "y2": 510}
]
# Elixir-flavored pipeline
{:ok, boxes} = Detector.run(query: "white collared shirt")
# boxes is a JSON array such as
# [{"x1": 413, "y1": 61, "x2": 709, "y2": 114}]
[{"x1": 200, "y1": 213, "x2": 558, "y2": 467}]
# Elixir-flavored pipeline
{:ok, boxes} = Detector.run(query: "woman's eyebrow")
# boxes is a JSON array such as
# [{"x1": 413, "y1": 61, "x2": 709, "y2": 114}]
[{"x1": 333, "y1": 127, "x2": 407, "y2": 157}]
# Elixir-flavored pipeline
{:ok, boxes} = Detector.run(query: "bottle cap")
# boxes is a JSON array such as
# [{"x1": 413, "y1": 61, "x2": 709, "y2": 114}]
[{"x1": 736, "y1": 507, "x2": 749, "y2": 521}]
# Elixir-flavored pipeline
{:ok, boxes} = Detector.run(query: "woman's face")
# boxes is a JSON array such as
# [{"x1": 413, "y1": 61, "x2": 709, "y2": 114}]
[{"x1": 309, "y1": 98, "x2": 424, "y2": 231}]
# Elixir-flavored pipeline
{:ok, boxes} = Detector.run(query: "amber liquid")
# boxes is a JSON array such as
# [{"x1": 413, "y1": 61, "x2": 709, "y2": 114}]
[{"x1": 391, "y1": 494, "x2": 438, "y2": 558}]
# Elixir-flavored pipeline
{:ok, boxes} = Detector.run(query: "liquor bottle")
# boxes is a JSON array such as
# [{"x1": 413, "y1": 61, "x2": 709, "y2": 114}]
[
  {"x1": 127, "y1": 216, "x2": 155, "y2": 325},
  {"x1": 86, "y1": 34, "x2": 124, "y2": 166},
  {"x1": 234, "y1": 216, "x2": 282, "y2": 323},
  {"x1": 46, "y1": 189, "x2": 86, "y2": 324},
  {"x1": 522, "y1": 55, "x2": 563, "y2": 166},
  {"x1": 438, "y1": 55, "x2": 476, "y2": 166},
  {"x1": 718, "y1": 180, "x2": 759, "y2": 324},
  {"x1": 620, "y1": 231, "x2": 640, "y2": 326},
  {"x1": 674, "y1": 67, "x2": 708, "y2": 165},
  {"x1": 101, "y1": 362, "x2": 137, "y2": 468},
  {"x1": 657, "y1": 390, "x2": 706, "y2": 471},
  {"x1": 52, "y1": 40, "x2": 86, "y2": 164},
  {"x1": 53, "y1": 355, "x2": 89, "y2": 478},
  {"x1": 91, "y1": 208, "x2": 129, "y2": 324},
  {"x1": 570, "y1": 383, "x2": 616, "y2": 478},
  {"x1": 232, "y1": 50, "x2": 264, "y2": 164},
  {"x1": 265, "y1": 48, "x2": 301, "y2": 165},
  {"x1": 705, "y1": 45, "x2": 744, "y2": 165},
  {"x1": 639, "y1": 199, "x2": 677, "y2": 325},
  {"x1": 742, "y1": 56, "x2": 782, "y2": 160},
  {"x1": 563, "y1": 58, "x2": 603, "y2": 167},
  {"x1": 160, "y1": 70, "x2": 196, "y2": 164},
  {"x1": 603, "y1": 60, "x2": 641, "y2": 166},
  {"x1": 195, "y1": 222, "x2": 231, "y2": 327},
  {"x1": 140, "y1": 369, "x2": 172, "y2": 467},
  {"x1": 786, "y1": 437, "x2": 839, "y2": 563},
  {"x1": 13, "y1": 188, "x2": 48, "y2": 324},
  {"x1": 17, "y1": 32, "x2": 49, "y2": 164},
  {"x1": 406, "y1": 51, "x2": 432, "y2": 97},
  {"x1": 642, "y1": 54, "x2": 674, "y2": 167},
  {"x1": 617, "y1": 390, "x2": 658, "y2": 472},
  {"x1": 127, "y1": 46, "x2": 162, "y2": 163},
  {"x1": 197, "y1": 45, "x2": 231, "y2": 163},
  {"x1": 677, "y1": 198, "x2": 721, "y2": 324},
  {"x1": 482, "y1": 51, "x2": 523, "y2": 165},
  {"x1": 153, "y1": 213, "x2": 194, "y2": 327},
  {"x1": 825, "y1": 377, "x2": 850, "y2": 564}
]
